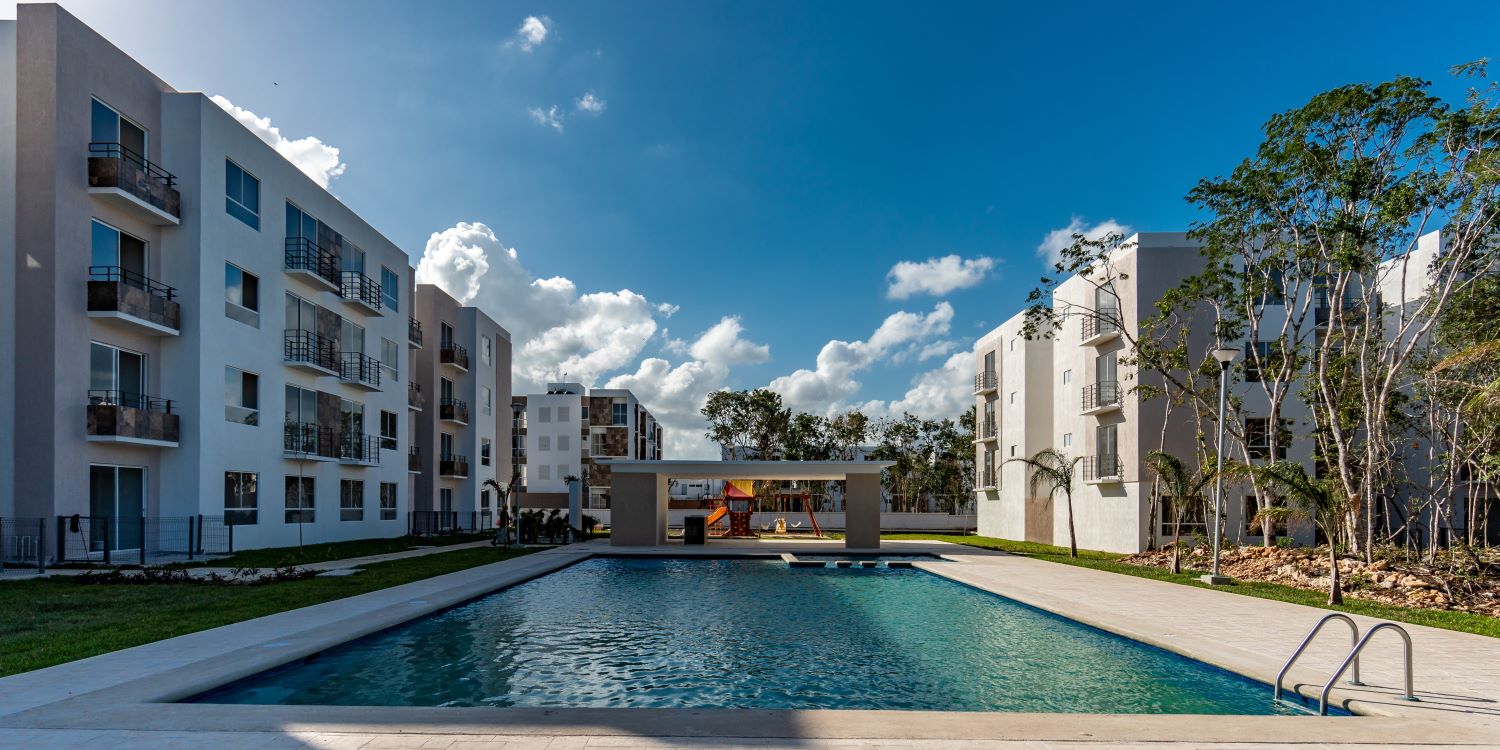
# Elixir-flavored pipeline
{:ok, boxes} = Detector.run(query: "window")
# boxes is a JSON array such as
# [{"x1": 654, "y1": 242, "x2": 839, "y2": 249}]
[
  {"x1": 381, "y1": 338, "x2": 399, "y2": 382},
  {"x1": 539, "y1": 435, "x2": 551, "y2": 451},
  {"x1": 340, "y1": 479, "x2": 364, "y2": 521},
  {"x1": 481, "y1": 438, "x2": 492, "y2": 466},
  {"x1": 224, "y1": 472, "x2": 258, "y2": 525},
  {"x1": 481, "y1": 386, "x2": 492, "y2": 416},
  {"x1": 558, "y1": 435, "x2": 570, "y2": 452},
  {"x1": 224, "y1": 263, "x2": 259, "y2": 325},
  {"x1": 581, "y1": 405, "x2": 589, "y2": 421},
  {"x1": 1162, "y1": 496, "x2": 1208, "y2": 535},
  {"x1": 1097, "y1": 424, "x2": 1119, "y2": 464},
  {"x1": 612, "y1": 402, "x2": 628, "y2": 425},
  {"x1": 285, "y1": 292, "x2": 318, "y2": 333},
  {"x1": 285, "y1": 202, "x2": 320, "y2": 244},
  {"x1": 1009, "y1": 445, "x2": 1016, "y2": 457},
  {"x1": 538, "y1": 464, "x2": 552, "y2": 481},
  {"x1": 224, "y1": 367, "x2": 259, "y2": 425},
  {"x1": 1245, "y1": 341, "x2": 1274, "y2": 383},
  {"x1": 380, "y1": 410, "x2": 398, "y2": 450},
  {"x1": 482, "y1": 336, "x2": 493, "y2": 365},
  {"x1": 342, "y1": 241, "x2": 366, "y2": 274},
  {"x1": 441, "y1": 432, "x2": 454, "y2": 458},
  {"x1": 91, "y1": 219, "x2": 147, "y2": 277},
  {"x1": 1244, "y1": 495, "x2": 1287, "y2": 537},
  {"x1": 557, "y1": 464, "x2": 568, "y2": 480},
  {"x1": 591, "y1": 431, "x2": 609, "y2": 457},
  {"x1": 1245, "y1": 417, "x2": 1291, "y2": 460},
  {"x1": 439, "y1": 488, "x2": 454, "y2": 513},
  {"x1": 1009, "y1": 391, "x2": 1016, "y2": 405},
  {"x1": 481, "y1": 490, "x2": 490, "y2": 509},
  {"x1": 379, "y1": 482, "x2": 398, "y2": 521},
  {"x1": 440, "y1": 322, "x2": 454, "y2": 348},
  {"x1": 983, "y1": 351, "x2": 996, "y2": 375},
  {"x1": 342, "y1": 319, "x2": 366, "y2": 355},
  {"x1": 1062, "y1": 433, "x2": 1072, "y2": 448},
  {"x1": 538, "y1": 407, "x2": 552, "y2": 423},
  {"x1": 1009, "y1": 339, "x2": 1015, "y2": 352},
  {"x1": 285, "y1": 476, "x2": 315, "y2": 523},
  {"x1": 1062, "y1": 369, "x2": 1072, "y2": 385},
  {"x1": 90, "y1": 342, "x2": 145, "y2": 404},
  {"x1": 557, "y1": 406, "x2": 569, "y2": 422},
  {"x1": 89, "y1": 465, "x2": 145, "y2": 551},
  {"x1": 225, "y1": 159, "x2": 260, "y2": 229},
  {"x1": 380, "y1": 267, "x2": 399, "y2": 312},
  {"x1": 91, "y1": 97, "x2": 146, "y2": 160}
]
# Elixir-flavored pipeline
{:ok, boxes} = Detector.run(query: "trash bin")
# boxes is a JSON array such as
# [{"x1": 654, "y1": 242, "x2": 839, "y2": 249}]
[{"x1": 684, "y1": 515, "x2": 706, "y2": 545}]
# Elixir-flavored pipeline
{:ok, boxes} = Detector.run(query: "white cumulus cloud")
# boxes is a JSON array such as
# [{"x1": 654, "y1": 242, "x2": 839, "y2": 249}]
[
  {"x1": 857, "y1": 351, "x2": 973, "y2": 422},
  {"x1": 510, "y1": 16, "x2": 549, "y2": 52},
  {"x1": 527, "y1": 105, "x2": 564, "y2": 132},
  {"x1": 1036, "y1": 216, "x2": 1132, "y2": 267},
  {"x1": 210, "y1": 95, "x2": 346, "y2": 189},
  {"x1": 885, "y1": 254, "x2": 996, "y2": 299},
  {"x1": 576, "y1": 92, "x2": 606, "y2": 115}
]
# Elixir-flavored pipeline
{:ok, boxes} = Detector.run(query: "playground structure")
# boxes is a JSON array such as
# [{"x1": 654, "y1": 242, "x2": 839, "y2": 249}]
[{"x1": 703, "y1": 479, "x2": 823, "y2": 538}]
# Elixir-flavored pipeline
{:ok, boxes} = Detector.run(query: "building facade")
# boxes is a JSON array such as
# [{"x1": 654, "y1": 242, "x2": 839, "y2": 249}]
[{"x1": 512, "y1": 383, "x2": 662, "y2": 510}]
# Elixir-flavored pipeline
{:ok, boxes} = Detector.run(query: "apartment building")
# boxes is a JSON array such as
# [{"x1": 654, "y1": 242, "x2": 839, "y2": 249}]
[
  {"x1": 512, "y1": 383, "x2": 662, "y2": 510},
  {"x1": 0, "y1": 5, "x2": 422, "y2": 556},
  {"x1": 409, "y1": 283, "x2": 511, "y2": 531}
]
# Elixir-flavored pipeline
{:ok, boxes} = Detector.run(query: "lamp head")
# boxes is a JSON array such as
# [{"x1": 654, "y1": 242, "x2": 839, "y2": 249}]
[{"x1": 1212, "y1": 346, "x2": 1240, "y2": 365}]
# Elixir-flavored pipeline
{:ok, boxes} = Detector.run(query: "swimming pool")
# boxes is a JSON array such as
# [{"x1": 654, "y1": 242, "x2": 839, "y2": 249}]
[{"x1": 193, "y1": 557, "x2": 1316, "y2": 714}]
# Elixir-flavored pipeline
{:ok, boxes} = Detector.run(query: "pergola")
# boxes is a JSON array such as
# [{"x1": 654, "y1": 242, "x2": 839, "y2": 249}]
[{"x1": 607, "y1": 460, "x2": 894, "y2": 549}]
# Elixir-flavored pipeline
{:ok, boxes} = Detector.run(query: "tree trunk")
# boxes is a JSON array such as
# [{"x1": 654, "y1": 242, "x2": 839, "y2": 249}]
[
  {"x1": 1171, "y1": 519, "x2": 1183, "y2": 574},
  {"x1": 1327, "y1": 542, "x2": 1343, "y2": 606},
  {"x1": 1066, "y1": 490, "x2": 1078, "y2": 558}
]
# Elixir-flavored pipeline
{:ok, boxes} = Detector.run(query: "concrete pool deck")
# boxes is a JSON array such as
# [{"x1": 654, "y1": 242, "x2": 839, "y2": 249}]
[{"x1": 2, "y1": 538, "x2": 1498, "y2": 749}]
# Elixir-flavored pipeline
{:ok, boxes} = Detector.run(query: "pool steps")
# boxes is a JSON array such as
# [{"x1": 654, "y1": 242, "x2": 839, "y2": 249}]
[{"x1": 779, "y1": 553, "x2": 918, "y2": 570}]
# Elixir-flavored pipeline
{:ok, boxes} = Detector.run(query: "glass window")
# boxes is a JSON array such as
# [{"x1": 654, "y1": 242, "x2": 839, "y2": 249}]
[
  {"x1": 224, "y1": 367, "x2": 259, "y2": 424},
  {"x1": 557, "y1": 406, "x2": 569, "y2": 422},
  {"x1": 379, "y1": 482, "x2": 398, "y2": 520},
  {"x1": 482, "y1": 336, "x2": 492, "y2": 365},
  {"x1": 380, "y1": 267, "x2": 399, "y2": 312},
  {"x1": 539, "y1": 435, "x2": 551, "y2": 451},
  {"x1": 481, "y1": 438, "x2": 492, "y2": 466},
  {"x1": 381, "y1": 337, "x2": 399, "y2": 382},
  {"x1": 91, "y1": 97, "x2": 146, "y2": 160},
  {"x1": 225, "y1": 263, "x2": 259, "y2": 312},
  {"x1": 440, "y1": 322, "x2": 454, "y2": 348},
  {"x1": 1062, "y1": 369, "x2": 1071, "y2": 384},
  {"x1": 612, "y1": 402, "x2": 628, "y2": 425},
  {"x1": 285, "y1": 292, "x2": 317, "y2": 332},
  {"x1": 1062, "y1": 433, "x2": 1072, "y2": 447},
  {"x1": 558, "y1": 435, "x2": 570, "y2": 452},
  {"x1": 285, "y1": 476, "x2": 315, "y2": 523},
  {"x1": 342, "y1": 319, "x2": 365, "y2": 355},
  {"x1": 340, "y1": 479, "x2": 364, "y2": 521},
  {"x1": 481, "y1": 386, "x2": 492, "y2": 416},
  {"x1": 439, "y1": 488, "x2": 454, "y2": 513},
  {"x1": 224, "y1": 471, "x2": 258, "y2": 525},
  {"x1": 380, "y1": 410, "x2": 398, "y2": 450},
  {"x1": 538, "y1": 407, "x2": 551, "y2": 423},
  {"x1": 342, "y1": 241, "x2": 365, "y2": 274},
  {"x1": 538, "y1": 464, "x2": 552, "y2": 481},
  {"x1": 90, "y1": 220, "x2": 147, "y2": 276},
  {"x1": 225, "y1": 159, "x2": 260, "y2": 230},
  {"x1": 90, "y1": 342, "x2": 145, "y2": 405}
]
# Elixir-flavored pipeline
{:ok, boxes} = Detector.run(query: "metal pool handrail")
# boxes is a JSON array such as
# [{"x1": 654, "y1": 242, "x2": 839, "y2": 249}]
[
  {"x1": 1318, "y1": 622, "x2": 1418, "y2": 716},
  {"x1": 1275, "y1": 613, "x2": 1363, "y2": 702}
]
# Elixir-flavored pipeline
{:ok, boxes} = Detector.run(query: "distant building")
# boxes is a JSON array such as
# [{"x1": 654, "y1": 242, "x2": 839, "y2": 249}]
[{"x1": 512, "y1": 383, "x2": 662, "y2": 509}]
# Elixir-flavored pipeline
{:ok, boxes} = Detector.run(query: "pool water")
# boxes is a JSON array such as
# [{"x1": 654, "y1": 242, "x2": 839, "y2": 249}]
[{"x1": 194, "y1": 558, "x2": 1311, "y2": 713}]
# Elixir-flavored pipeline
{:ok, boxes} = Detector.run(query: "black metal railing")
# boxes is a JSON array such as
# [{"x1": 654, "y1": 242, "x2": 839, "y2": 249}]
[
  {"x1": 441, "y1": 343, "x2": 470, "y2": 370},
  {"x1": 1084, "y1": 454, "x2": 1122, "y2": 481},
  {"x1": 338, "y1": 351, "x2": 382, "y2": 388},
  {"x1": 440, "y1": 397, "x2": 470, "y2": 423},
  {"x1": 408, "y1": 381, "x2": 424, "y2": 409},
  {"x1": 87, "y1": 389, "x2": 174, "y2": 413},
  {"x1": 408, "y1": 511, "x2": 494, "y2": 535},
  {"x1": 1082, "y1": 381, "x2": 1121, "y2": 411},
  {"x1": 54, "y1": 514, "x2": 232, "y2": 565},
  {"x1": 408, "y1": 317, "x2": 423, "y2": 347},
  {"x1": 88, "y1": 265, "x2": 176, "y2": 301},
  {"x1": 284, "y1": 236, "x2": 341, "y2": 288},
  {"x1": 284, "y1": 329, "x2": 339, "y2": 371},
  {"x1": 439, "y1": 453, "x2": 470, "y2": 477},
  {"x1": 88, "y1": 142, "x2": 175, "y2": 186},
  {"x1": 408, "y1": 446, "x2": 422, "y2": 472},
  {"x1": 283, "y1": 421, "x2": 337, "y2": 458},
  {"x1": 1, "y1": 517, "x2": 47, "y2": 573},
  {"x1": 341, "y1": 270, "x2": 382, "y2": 310},
  {"x1": 340, "y1": 432, "x2": 381, "y2": 464},
  {"x1": 87, "y1": 142, "x2": 181, "y2": 219},
  {"x1": 1082, "y1": 312, "x2": 1120, "y2": 341},
  {"x1": 973, "y1": 371, "x2": 997, "y2": 394}
]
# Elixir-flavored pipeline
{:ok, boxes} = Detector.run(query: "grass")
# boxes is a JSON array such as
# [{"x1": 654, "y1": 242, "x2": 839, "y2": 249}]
[
  {"x1": 0, "y1": 545, "x2": 540, "y2": 678},
  {"x1": 163, "y1": 532, "x2": 495, "y2": 569},
  {"x1": 886, "y1": 533, "x2": 1500, "y2": 639}
]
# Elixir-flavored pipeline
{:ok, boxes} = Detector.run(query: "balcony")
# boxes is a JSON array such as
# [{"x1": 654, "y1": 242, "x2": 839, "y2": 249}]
[
  {"x1": 1081, "y1": 381, "x2": 1122, "y2": 415},
  {"x1": 439, "y1": 454, "x2": 470, "y2": 478},
  {"x1": 1084, "y1": 454, "x2": 1123, "y2": 484},
  {"x1": 408, "y1": 446, "x2": 422, "y2": 474},
  {"x1": 283, "y1": 422, "x2": 338, "y2": 461},
  {"x1": 408, "y1": 381, "x2": 424, "y2": 411},
  {"x1": 973, "y1": 371, "x2": 998, "y2": 395},
  {"x1": 284, "y1": 330, "x2": 339, "y2": 375},
  {"x1": 975, "y1": 418, "x2": 997, "y2": 443},
  {"x1": 340, "y1": 270, "x2": 383, "y2": 316},
  {"x1": 86, "y1": 390, "x2": 179, "y2": 447},
  {"x1": 1081, "y1": 312, "x2": 1121, "y2": 345},
  {"x1": 440, "y1": 343, "x2": 470, "y2": 371},
  {"x1": 440, "y1": 397, "x2": 470, "y2": 425},
  {"x1": 338, "y1": 351, "x2": 382, "y2": 391},
  {"x1": 284, "y1": 237, "x2": 341, "y2": 291},
  {"x1": 86, "y1": 266, "x2": 180, "y2": 336},
  {"x1": 87, "y1": 142, "x2": 180, "y2": 225},
  {"x1": 339, "y1": 433, "x2": 381, "y2": 466},
  {"x1": 975, "y1": 468, "x2": 997, "y2": 491},
  {"x1": 408, "y1": 317, "x2": 424, "y2": 348}
]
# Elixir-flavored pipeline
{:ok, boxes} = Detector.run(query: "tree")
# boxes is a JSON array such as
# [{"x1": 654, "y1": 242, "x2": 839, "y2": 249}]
[
  {"x1": 701, "y1": 388, "x2": 792, "y2": 459},
  {"x1": 1006, "y1": 449, "x2": 1083, "y2": 557},
  {"x1": 1143, "y1": 450, "x2": 1216, "y2": 573},
  {"x1": 1242, "y1": 460, "x2": 1350, "y2": 604},
  {"x1": 827, "y1": 409, "x2": 871, "y2": 460}
]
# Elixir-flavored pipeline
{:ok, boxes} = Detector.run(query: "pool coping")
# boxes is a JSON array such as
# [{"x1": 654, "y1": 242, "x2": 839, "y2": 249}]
[{"x1": 2, "y1": 539, "x2": 1498, "y2": 745}]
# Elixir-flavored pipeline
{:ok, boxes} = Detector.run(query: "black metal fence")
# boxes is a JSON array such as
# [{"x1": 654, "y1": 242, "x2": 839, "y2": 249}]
[
  {"x1": 408, "y1": 510, "x2": 494, "y2": 535},
  {"x1": 1, "y1": 517, "x2": 47, "y2": 573},
  {"x1": 54, "y1": 515, "x2": 233, "y2": 565}
]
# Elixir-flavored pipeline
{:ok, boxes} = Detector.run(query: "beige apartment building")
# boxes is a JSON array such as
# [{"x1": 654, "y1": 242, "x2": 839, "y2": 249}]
[{"x1": 511, "y1": 383, "x2": 663, "y2": 510}]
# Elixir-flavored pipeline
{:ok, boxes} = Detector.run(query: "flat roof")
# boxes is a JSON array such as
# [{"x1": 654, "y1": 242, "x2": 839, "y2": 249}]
[{"x1": 605, "y1": 460, "x2": 893, "y2": 480}]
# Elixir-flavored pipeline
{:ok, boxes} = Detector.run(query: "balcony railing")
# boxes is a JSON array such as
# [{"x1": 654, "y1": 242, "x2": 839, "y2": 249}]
[
  {"x1": 1082, "y1": 312, "x2": 1121, "y2": 342},
  {"x1": 284, "y1": 329, "x2": 339, "y2": 373},
  {"x1": 1084, "y1": 454, "x2": 1122, "y2": 482},
  {"x1": 408, "y1": 317, "x2": 424, "y2": 348},
  {"x1": 87, "y1": 266, "x2": 181, "y2": 334},
  {"x1": 87, "y1": 142, "x2": 180, "y2": 222},
  {"x1": 408, "y1": 446, "x2": 422, "y2": 472},
  {"x1": 973, "y1": 371, "x2": 998, "y2": 394},
  {"x1": 977, "y1": 468, "x2": 997, "y2": 490},
  {"x1": 338, "y1": 351, "x2": 382, "y2": 389},
  {"x1": 440, "y1": 343, "x2": 470, "y2": 371},
  {"x1": 439, "y1": 454, "x2": 470, "y2": 478},
  {"x1": 339, "y1": 433, "x2": 381, "y2": 465},
  {"x1": 340, "y1": 270, "x2": 382, "y2": 312},
  {"x1": 1081, "y1": 381, "x2": 1121, "y2": 412},
  {"x1": 440, "y1": 397, "x2": 470, "y2": 424},
  {"x1": 86, "y1": 390, "x2": 179, "y2": 445},
  {"x1": 283, "y1": 422, "x2": 338, "y2": 459},
  {"x1": 408, "y1": 381, "x2": 424, "y2": 410},
  {"x1": 977, "y1": 418, "x2": 997, "y2": 441},
  {"x1": 284, "y1": 237, "x2": 341, "y2": 289}
]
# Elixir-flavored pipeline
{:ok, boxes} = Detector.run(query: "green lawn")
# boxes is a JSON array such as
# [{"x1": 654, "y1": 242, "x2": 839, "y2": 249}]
[
  {"x1": 0, "y1": 545, "x2": 539, "y2": 678},
  {"x1": 888, "y1": 533, "x2": 1500, "y2": 639},
  {"x1": 165, "y1": 532, "x2": 495, "y2": 570}
]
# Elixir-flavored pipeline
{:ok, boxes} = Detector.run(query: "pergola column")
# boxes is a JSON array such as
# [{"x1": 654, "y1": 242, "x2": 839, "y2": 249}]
[
  {"x1": 611, "y1": 471, "x2": 668, "y2": 546},
  {"x1": 843, "y1": 472, "x2": 881, "y2": 549}
]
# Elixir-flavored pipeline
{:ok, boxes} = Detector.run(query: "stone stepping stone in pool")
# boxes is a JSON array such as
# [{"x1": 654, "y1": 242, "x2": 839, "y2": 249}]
[{"x1": 835, "y1": 560, "x2": 853, "y2": 568}]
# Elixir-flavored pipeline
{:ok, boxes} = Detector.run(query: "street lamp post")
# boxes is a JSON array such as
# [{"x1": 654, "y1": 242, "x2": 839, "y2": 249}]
[{"x1": 1202, "y1": 344, "x2": 1240, "y2": 586}]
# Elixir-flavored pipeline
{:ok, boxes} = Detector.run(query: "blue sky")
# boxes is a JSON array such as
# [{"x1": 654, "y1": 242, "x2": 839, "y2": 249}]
[{"x1": 10, "y1": 0, "x2": 1498, "y2": 456}]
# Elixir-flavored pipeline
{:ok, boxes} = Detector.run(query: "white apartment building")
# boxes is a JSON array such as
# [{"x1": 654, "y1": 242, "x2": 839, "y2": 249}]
[
  {"x1": 0, "y1": 5, "x2": 481, "y2": 559},
  {"x1": 512, "y1": 383, "x2": 662, "y2": 510}
]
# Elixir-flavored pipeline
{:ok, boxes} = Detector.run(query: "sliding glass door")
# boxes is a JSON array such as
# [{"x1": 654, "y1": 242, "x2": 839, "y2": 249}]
[
  {"x1": 90, "y1": 342, "x2": 146, "y2": 408},
  {"x1": 88, "y1": 465, "x2": 145, "y2": 551}
]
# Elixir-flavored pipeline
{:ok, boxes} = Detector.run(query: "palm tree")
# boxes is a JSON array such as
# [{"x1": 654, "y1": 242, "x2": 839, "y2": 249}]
[
  {"x1": 1143, "y1": 450, "x2": 1215, "y2": 574},
  {"x1": 1006, "y1": 448, "x2": 1082, "y2": 557},
  {"x1": 1242, "y1": 460, "x2": 1348, "y2": 605}
]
